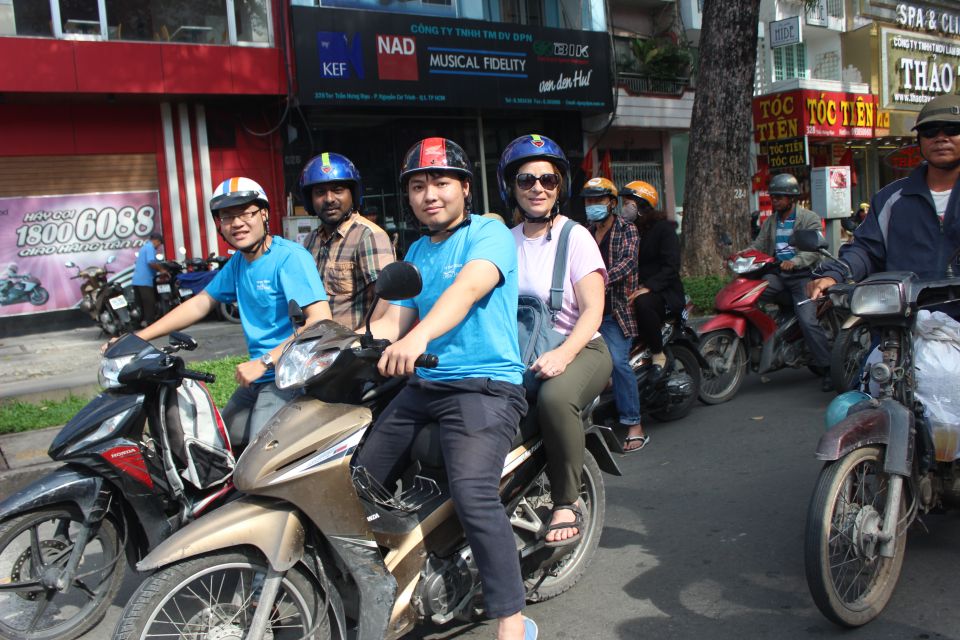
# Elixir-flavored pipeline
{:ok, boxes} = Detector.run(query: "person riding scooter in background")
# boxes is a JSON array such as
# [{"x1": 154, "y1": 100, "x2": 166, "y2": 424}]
[
  {"x1": 749, "y1": 172, "x2": 832, "y2": 391},
  {"x1": 501, "y1": 134, "x2": 612, "y2": 548},
  {"x1": 622, "y1": 181, "x2": 685, "y2": 372}
]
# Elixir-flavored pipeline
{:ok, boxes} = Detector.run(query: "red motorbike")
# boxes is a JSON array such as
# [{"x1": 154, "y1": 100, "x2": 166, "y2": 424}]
[{"x1": 696, "y1": 246, "x2": 844, "y2": 404}]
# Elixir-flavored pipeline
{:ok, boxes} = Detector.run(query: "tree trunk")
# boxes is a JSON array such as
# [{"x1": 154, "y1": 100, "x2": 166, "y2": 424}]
[{"x1": 680, "y1": 0, "x2": 761, "y2": 277}]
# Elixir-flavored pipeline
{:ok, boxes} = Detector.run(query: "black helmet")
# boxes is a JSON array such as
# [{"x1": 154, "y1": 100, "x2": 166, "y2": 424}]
[
  {"x1": 768, "y1": 173, "x2": 800, "y2": 197},
  {"x1": 914, "y1": 94, "x2": 960, "y2": 130},
  {"x1": 399, "y1": 137, "x2": 473, "y2": 187}
]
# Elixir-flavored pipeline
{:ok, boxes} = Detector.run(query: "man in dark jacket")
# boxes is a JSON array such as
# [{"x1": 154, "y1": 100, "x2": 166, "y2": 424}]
[{"x1": 808, "y1": 94, "x2": 960, "y2": 296}]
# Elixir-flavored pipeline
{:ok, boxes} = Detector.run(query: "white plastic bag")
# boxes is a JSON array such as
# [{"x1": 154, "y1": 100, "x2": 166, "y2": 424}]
[{"x1": 913, "y1": 310, "x2": 960, "y2": 460}]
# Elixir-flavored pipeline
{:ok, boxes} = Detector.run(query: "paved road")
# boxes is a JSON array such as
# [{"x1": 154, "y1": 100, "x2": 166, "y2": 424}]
[{"x1": 10, "y1": 367, "x2": 960, "y2": 639}]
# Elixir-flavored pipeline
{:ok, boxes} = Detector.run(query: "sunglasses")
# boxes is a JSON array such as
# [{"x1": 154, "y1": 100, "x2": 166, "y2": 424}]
[
  {"x1": 515, "y1": 173, "x2": 560, "y2": 191},
  {"x1": 919, "y1": 124, "x2": 960, "y2": 138}
]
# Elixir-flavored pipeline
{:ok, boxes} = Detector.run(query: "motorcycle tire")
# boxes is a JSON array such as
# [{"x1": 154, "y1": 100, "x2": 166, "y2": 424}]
[
  {"x1": 698, "y1": 329, "x2": 747, "y2": 405},
  {"x1": 830, "y1": 323, "x2": 872, "y2": 394},
  {"x1": 0, "y1": 507, "x2": 124, "y2": 640},
  {"x1": 521, "y1": 450, "x2": 604, "y2": 602},
  {"x1": 649, "y1": 345, "x2": 701, "y2": 422},
  {"x1": 115, "y1": 550, "x2": 331, "y2": 640},
  {"x1": 804, "y1": 445, "x2": 908, "y2": 627},
  {"x1": 219, "y1": 301, "x2": 241, "y2": 324},
  {"x1": 27, "y1": 288, "x2": 49, "y2": 306}
]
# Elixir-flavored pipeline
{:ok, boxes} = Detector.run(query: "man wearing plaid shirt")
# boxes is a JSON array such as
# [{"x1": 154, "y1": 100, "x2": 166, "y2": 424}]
[{"x1": 299, "y1": 152, "x2": 395, "y2": 330}]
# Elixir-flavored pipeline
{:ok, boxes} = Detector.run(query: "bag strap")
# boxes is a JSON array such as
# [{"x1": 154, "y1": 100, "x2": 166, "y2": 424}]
[{"x1": 549, "y1": 220, "x2": 575, "y2": 315}]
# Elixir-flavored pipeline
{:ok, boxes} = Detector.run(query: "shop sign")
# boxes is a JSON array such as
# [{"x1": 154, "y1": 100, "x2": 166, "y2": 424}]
[
  {"x1": 753, "y1": 90, "x2": 886, "y2": 142},
  {"x1": 759, "y1": 137, "x2": 807, "y2": 169},
  {"x1": 896, "y1": 3, "x2": 960, "y2": 36},
  {"x1": 292, "y1": 6, "x2": 613, "y2": 112},
  {"x1": 883, "y1": 144, "x2": 924, "y2": 170},
  {"x1": 881, "y1": 27, "x2": 960, "y2": 110},
  {"x1": 0, "y1": 191, "x2": 160, "y2": 317},
  {"x1": 769, "y1": 16, "x2": 802, "y2": 48}
]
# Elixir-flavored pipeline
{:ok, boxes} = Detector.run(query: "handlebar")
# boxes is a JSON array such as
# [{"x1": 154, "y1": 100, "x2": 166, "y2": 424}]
[
  {"x1": 415, "y1": 354, "x2": 439, "y2": 368},
  {"x1": 356, "y1": 345, "x2": 439, "y2": 368},
  {"x1": 183, "y1": 370, "x2": 216, "y2": 383}
]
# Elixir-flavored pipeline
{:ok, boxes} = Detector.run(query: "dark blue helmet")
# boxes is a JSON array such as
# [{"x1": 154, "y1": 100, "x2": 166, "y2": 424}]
[
  {"x1": 299, "y1": 152, "x2": 363, "y2": 215},
  {"x1": 497, "y1": 134, "x2": 571, "y2": 208}
]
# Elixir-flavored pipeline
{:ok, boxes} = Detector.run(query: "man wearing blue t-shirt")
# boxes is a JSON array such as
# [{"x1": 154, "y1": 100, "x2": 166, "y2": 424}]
[
  {"x1": 132, "y1": 231, "x2": 164, "y2": 325},
  {"x1": 353, "y1": 138, "x2": 535, "y2": 640},
  {"x1": 124, "y1": 177, "x2": 331, "y2": 446}
]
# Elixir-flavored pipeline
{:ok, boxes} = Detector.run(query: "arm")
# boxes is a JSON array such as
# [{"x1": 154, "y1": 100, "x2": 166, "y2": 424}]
[
  {"x1": 235, "y1": 300, "x2": 332, "y2": 386},
  {"x1": 605, "y1": 222, "x2": 638, "y2": 285},
  {"x1": 532, "y1": 270, "x2": 605, "y2": 378},
  {"x1": 809, "y1": 201, "x2": 888, "y2": 298},
  {"x1": 378, "y1": 259, "x2": 500, "y2": 377},
  {"x1": 137, "y1": 291, "x2": 217, "y2": 342},
  {"x1": 367, "y1": 301, "x2": 418, "y2": 342}
]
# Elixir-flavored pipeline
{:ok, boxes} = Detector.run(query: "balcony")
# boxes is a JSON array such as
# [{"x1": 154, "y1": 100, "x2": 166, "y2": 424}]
[{"x1": 617, "y1": 72, "x2": 690, "y2": 97}]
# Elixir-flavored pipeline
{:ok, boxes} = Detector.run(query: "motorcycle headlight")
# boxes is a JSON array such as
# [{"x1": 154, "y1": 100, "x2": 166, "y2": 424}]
[
  {"x1": 728, "y1": 255, "x2": 757, "y2": 274},
  {"x1": 99, "y1": 354, "x2": 135, "y2": 389},
  {"x1": 850, "y1": 283, "x2": 905, "y2": 317},
  {"x1": 275, "y1": 342, "x2": 340, "y2": 390}
]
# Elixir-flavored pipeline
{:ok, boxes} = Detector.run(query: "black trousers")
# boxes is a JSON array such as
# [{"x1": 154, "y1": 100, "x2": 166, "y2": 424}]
[
  {"x1": 353, "y1": 376, "x2": 528, "y2": 618},
  {"x1": 633, "y1": 291, "x2": 667, "y2": 353},
  {"x1": 134, "y1": 285, "x2": 157, "y2": 325}
]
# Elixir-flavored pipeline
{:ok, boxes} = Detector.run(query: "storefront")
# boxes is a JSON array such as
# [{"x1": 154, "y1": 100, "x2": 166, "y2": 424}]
[{"x1": 286, "y1": 5, "x2": 613, "y2": 253}]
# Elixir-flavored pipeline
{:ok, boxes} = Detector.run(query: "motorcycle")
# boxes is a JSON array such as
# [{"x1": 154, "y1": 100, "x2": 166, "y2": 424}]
[
  {"x1": 0, "y1": 272, "x2": 49, "y2": 307},
  {"x1": 803, "y1": 269, "x2": 960, "y2": 627},
  {"x1": 0, "y1": 332, "x2": 235, "y2": 640},
  {"x1": 65, "y1": 257, "x2": 140, "y2": 337},
  {"x1": 697, "y1": 232, "x2": 846, "y2": 404},
  {"x1": 153, "y1": 248, "x2": 187, "y2": 318},
  {"x1": 114, "y1": 261, "x2": 622, "y2": 640}
]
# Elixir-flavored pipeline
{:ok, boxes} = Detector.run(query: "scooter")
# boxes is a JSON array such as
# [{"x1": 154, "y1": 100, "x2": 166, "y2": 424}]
[
  {"x1": 65, "y1": 257, "x2": 140, "y2": 337},
  {"x1": 0, "y1": 332, "x2": 235, "y2": 640},
  {"x1": 153, "y1": 248, "x2": 187, "y2": 318},
  {"x1": 0, "y1": 272, "x2": 48, "y2": 307},
  {"x1": 697, "y1": 234, "x2": 845, "y2": 404},
  {"x1": 114, "y1": 262, "x2": 622, "y2": 640}
]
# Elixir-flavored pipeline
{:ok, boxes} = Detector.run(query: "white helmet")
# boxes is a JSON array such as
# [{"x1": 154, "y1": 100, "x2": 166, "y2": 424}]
[{"x1": 210, "y1": 177, "x2": 270, "y2": 215}]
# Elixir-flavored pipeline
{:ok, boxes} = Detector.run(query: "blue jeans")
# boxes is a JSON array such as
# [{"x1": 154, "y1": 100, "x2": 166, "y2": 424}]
[
  {"x1": 600, "y1": 315, "x2": 641, "y2": 425},
  {"x1": 221, "y1": 381, "x2": 301, "y2": 449}
]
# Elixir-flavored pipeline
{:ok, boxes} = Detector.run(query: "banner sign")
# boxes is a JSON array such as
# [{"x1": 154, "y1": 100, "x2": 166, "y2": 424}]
[
  {"x1": 759, "y1": 137, "x2": 807, "y2": 169},
  {"x1": 753, "y1": 89, "x2": 890, "y2": 142},
  {"x1": 0, "y1": 191, "x2": 160, "y2": 317},
  {"x1": 881, "y1": 26, "x2": 960, "y2": 111},
  {"x1": 769, "y1": 16, "x2": 802, "y2": 48},
  {"x1": 292, "y1": 6, "x2": 613, "y2": 112}
]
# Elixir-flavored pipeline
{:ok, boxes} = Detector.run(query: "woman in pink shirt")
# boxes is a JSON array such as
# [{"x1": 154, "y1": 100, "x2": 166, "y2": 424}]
[{"x1": 498, "y1": 134, "x2": 612, "y2": 548}]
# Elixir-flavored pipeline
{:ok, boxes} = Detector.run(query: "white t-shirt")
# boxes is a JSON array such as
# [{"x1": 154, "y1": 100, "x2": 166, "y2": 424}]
[
  {"x1": 932, "y1": 189, "x2": 951, "y2": 220},
  {"x1": 511, "y1": 215, "x2": 608, "y2": 336}
]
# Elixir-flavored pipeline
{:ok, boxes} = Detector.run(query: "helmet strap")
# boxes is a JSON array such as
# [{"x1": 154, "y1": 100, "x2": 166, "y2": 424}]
[
  {"x1": 424, "y1": 214, "x2": 472, "y2": 237},
  {"x1": 519, "y1": 203, "x2": 560, "y2": 240}
]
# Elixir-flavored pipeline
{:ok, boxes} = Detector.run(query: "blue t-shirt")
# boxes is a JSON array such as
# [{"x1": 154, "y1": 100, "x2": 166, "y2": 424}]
[
  {"x1": 396, "y1": 215, "x2": 524, "y2": 385},
  {"x1": 204, "y1": 236, "x2": 327, "y2": 382},
  {"x1": 132, "y1": 242, "x2": 158, "y2": 286}
]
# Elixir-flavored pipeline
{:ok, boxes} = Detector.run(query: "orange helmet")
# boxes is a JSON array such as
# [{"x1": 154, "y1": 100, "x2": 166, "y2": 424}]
[
  {"x1": 581, "y1": 177, "x2": 618, "y2": 198},
  {"x1": 621, "y1": 180, "x2": 659, "y2": 209}
]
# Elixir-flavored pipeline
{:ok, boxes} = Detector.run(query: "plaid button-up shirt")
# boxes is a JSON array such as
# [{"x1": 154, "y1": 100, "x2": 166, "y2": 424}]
[
  {"x1": 305, "y1": 213, "x2": 395, "y2": 330},
  {"x1": 593, "y1": 215, "x2": 639, "y2": 337}
]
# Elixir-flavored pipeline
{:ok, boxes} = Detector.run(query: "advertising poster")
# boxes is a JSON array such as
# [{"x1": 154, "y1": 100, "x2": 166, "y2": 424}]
[
  {"x1": 881, "y1": 26, "x2": 960, "y2": 111},
  {"x1": 293, "y1": 6, "x2": 613, "y2": 112},
  {"x1": 0, "y1": 191, "x2": 161, "y2": 317}
]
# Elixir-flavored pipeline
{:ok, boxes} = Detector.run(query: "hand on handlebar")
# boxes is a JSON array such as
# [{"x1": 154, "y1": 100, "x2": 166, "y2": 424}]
[
  {"x1": 780, "y1": 260, "x2": 796, "y2": 272},
  {"x1": 378, "y1": 331, "x2": 430, "y2": 377},
  {"x1": 806, "y1": 276, "x2": 837, "y2": 300}
]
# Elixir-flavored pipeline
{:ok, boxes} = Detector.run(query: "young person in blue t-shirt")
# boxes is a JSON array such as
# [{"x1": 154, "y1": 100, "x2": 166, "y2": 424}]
[
  {"x1": 353, "y1": 138, "x2": 537, "y2": 640},
  {"x1": 114, "y1": 177, "x2": 331, "y2": 447}
]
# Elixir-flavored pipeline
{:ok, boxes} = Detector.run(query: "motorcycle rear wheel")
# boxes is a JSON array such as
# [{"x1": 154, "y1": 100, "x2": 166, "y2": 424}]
[
  {"x1": 648, "y1": 345, "x2": 701, "y2": 422},
  {"x1": 115, "y1": 551, "x2": 329, "y2": 640},
  {"x1": 0, "y1": 507, "x2": 124, "y2": 640},
  {"x1": 220, "y1": 301, "x2": 241, "y2": 324},
  {"x1": 804, "y1": 445, "x2": 907, "y2": 627},
  {"x1": 698, "y1": 329, "x2": 747, "y2": 405},
  {"x1": 830, "y1": 323, "x2": 871, "y2": 394}
]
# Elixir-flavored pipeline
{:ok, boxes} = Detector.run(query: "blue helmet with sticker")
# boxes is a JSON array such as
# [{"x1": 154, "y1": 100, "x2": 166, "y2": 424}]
[
  {"x1": 299, "y1": 152, "x2": 363, "y2": 215},
  {"x1": 825, "y1": 390, "x2": 872, "y2": 430},
  {"x1": 497, "y1": 134, "x2": 571, "y2": 209}
]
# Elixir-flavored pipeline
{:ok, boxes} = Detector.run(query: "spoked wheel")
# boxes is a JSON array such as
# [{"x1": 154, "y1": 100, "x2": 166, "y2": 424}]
[
  {"x1": 115, "y1": 551, "x2": 330, "y2": 640},
  {"x1": 511, "y1": 450, "x2": 605, "y2": 602},
  {"x1": 804, "y1": 446, "x2": 908, "y2": 627},
  {"x1": 830, "y1": 323, "x2": 871, "y2": 393},
  {"x1": 698, "y1": 329, "x2": 747, "y2": 405},
  {"x1": 0, "y1": 507, "x2": 124, "y2": 640},
  {"x1": 647, "y1": 345, "x2": 701, "y2": 422}
]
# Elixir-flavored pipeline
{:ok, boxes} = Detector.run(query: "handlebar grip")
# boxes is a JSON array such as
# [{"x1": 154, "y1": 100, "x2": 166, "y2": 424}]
[
  {"x1": 183, "y1": 370, "x2": 216, "y2": 383},
  {"x1": 415, "y1": 354, "x2": 439, "y2": 368}
]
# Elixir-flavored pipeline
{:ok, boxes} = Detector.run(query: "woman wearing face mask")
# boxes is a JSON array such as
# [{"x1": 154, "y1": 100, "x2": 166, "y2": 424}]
[
  {"x1": 583, "y1": 177, "x2": 647, "y2": 452},
  {"x1": 499, "y1": 136, "x2": 612, "y2": 547},
  {"x1": 622, "y1": 181, "x2": 685, "y2": 381}
]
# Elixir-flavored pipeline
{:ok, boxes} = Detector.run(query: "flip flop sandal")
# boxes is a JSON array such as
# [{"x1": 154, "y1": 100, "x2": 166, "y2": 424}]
[
  {"x1": 623, "y1": 434, "x2": 650, "y2": 453},
  {"x1": 542, "y1": 503, "x2": 584, "y2": 548},
  {"x1": 523, "y1": 617, "x2": 539, "y2": 639}
]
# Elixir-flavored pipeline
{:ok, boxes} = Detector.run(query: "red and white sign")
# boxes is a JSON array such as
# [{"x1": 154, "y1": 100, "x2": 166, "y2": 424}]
[{"x1": 376, "y1": 35, "x2": 418, "y2": 81}]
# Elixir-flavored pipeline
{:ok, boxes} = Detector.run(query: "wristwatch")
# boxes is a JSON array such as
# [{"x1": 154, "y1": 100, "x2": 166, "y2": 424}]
[{"x1": 259, "y1": 352, "x2": 274, "y2": 369}]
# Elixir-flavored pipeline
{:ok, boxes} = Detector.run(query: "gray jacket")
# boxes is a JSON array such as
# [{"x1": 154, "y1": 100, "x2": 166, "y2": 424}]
[{"x1": 749, "y1": 205, "x2": 822, "y2": 269}]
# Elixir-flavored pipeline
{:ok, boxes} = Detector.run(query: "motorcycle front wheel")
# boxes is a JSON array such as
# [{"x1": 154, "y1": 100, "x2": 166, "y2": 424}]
[
  {"x1": 27, "y1": 288, "x2": 48, "y2": 306},
  {"x1": 115, "y1": 551, "x2": 329, "y2": 640},
  {"x1": 804, "y1": 445, "x2": 908, "y2": 627},
  {"x1": 0, "y1": 507, "x2": 125, "y2": 640},
  {"x1": 830, "y1": 323, "x2": 871, "y2": 393},
  {"x1": 698, "y1": 329, "x2": 747, "y2": 405}
]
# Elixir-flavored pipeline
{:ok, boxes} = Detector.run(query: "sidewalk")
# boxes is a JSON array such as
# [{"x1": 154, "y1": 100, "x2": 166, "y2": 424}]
[{"x1": 0, "y1": 319, "x2": 246, "y2": 473}]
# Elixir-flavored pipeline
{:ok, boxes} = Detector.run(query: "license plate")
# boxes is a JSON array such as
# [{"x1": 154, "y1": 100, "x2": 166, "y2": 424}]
[
  {"x1": 109, "y1": 295, "x2": 128, "y2": 310},
  {"x1": 179, "y1": 288, "x2": 193, "y2": 296},
  {"x1": 156, "y1": 284, "x2": 171, "y2": 293}
]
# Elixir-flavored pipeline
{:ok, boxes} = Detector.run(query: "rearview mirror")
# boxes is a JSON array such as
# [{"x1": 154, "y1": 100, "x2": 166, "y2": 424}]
[
  {"x1": 106, "y1": 255, "x2": 117, "y2": 264},
  {"x1": 169, "y1": 331, "x2": 198, "y2": 351},
  {"x1": 178, "y1": 247, "x2": 187, "y2": 256},
  {"x1": 64, "y1": 261, "x2": 75, "y2": 268},
  {"x1": 375, "y1": 262, "x2": 422, "y2": 301},
  {"x1": 790, "y1": 229, "x2": 827, "y2": 252},
  {"x1": 288, "y1": 300, "x2": 306, "y2": 329}
]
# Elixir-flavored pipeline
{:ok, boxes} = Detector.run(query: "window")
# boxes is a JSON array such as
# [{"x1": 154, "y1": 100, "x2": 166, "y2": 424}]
[
  {"x1": 0, "y1": 1, "x2": 53, "y2": 37},
  {"x1": 500, "y1": 0, "x2": 543, "y2": 26},
  {"x1": 773, "y1": 42, "x2": 807, "y2": 82},
  {"x1": 813, "y1": 50, "x2": 840, "y2": 81}
]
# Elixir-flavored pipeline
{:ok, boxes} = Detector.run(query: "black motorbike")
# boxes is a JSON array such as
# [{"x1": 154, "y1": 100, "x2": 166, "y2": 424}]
[
  {"x1": 0, "y1": 272, "x2": 48, "y2": 307},
  {"x1": 0, "y1": 332, "x2": 235, "y2": 640},
  {"x1": 153, "y1": 251, "x2": 186, "y2": 318},
  {"x1": 65, "y1": 257, "x2": 139, "y2": 337}
]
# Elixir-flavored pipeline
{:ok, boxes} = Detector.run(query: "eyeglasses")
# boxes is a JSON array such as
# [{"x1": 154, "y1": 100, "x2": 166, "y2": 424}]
[
  {"x1": 216, "y1": 209, "x2": 262, "y2": 224},
  {"x1": 918, "y1": 124, "x2": 960, "y2": 139},
  {"x1": 515, "y1": 173, "x2": 561, "y2": 191}
]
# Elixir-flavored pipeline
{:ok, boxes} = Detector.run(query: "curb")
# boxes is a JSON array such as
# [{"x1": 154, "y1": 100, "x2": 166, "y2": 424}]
[{"x1": 0, "y1": 426, "x2": 62, "y2": 471}]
